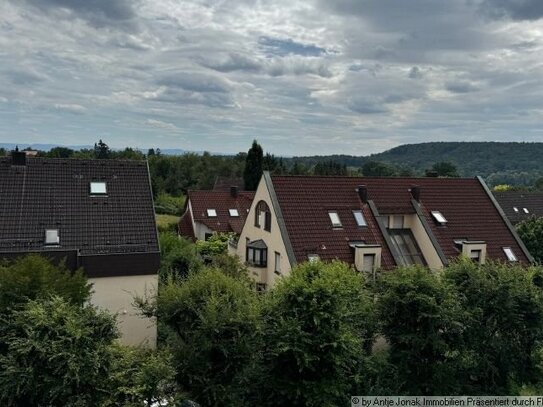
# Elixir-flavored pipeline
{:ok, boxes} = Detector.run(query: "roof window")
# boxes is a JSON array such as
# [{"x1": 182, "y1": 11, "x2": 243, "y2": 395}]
[
  {"x1": 229, "y1": 209, "x2": 239, "y2": 217},
  {"x1": 503, "y1": 247, "x2": 518, "y2": 262},
  {"x1": 45, "y1": 229, "x2": 59, "y2": 245},
  {"x1": 523, "y1": 208, "x2": 529, "y2": 214},
  {"x1": 90, "y1": 181, "x2": 107, "y2": 195},
  {"x1": 207, "y1": 209, "x2": 217, "y2": 217},
  {"x1": 328, "y1": 211, "x2": 342, "y2": 228},
  {"x1": 513, "y1": 207, "x2": 519, "y2": 213},
  {"x1": 353, "y1": 210, "x2": 367, "y2": 227},
  {"x1": 431, "y1": 211, "x2": 447, "y2": 225}
]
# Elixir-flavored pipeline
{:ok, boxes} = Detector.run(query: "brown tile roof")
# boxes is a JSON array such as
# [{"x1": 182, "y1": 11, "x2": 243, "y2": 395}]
[
  {"x1": 179, "y1": 189, "x2": 255, "y2": 238},
  {"x1": 0, "y1": 156, "x2": 159, "y2": 256},
  {"x1": 270, "y1": 175, "x2": 531, "y2": 267},
  {"x1": 493, "y1": 191, "x2": 543, "y2": 225}
]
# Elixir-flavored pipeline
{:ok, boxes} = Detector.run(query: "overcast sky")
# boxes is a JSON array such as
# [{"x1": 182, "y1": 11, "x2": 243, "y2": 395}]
[{"x1": 1, "y1": 0, "x2": 542, "y2": 155}]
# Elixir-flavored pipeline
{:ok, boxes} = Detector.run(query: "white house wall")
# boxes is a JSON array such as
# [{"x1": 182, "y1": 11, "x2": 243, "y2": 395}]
[{"x1": 89, "y1": 274, "x2": 158, "y2": 348}]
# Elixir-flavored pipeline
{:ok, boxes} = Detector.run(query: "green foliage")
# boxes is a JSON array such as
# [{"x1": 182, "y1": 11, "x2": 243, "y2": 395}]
[
  {"x1": 517, "y1": 216, "x2": 543, "y2": 264},
  {"x1": 361, "y1": 160, "x2": 397, "y2": 176},
  {"x1": 104, "y1": 346, "x2": 181, "y2": 407},
  {"x1": 244, "y1": 140, "x2": 264, "y2": 190},
  {"x1": 159, "y1": 233, "x2": 203, "y2": 281},
  {"x1": 376, "y1": 265, "x2": 465, "y2": 395},
  {"x1": 46, "y1": 146, "x2": 75, "y2": 158},
  {"x1": 313, "y1": 160, "x2": 348, "y2": 176},
  {"x1": 0, "y1": 254, "x2": 91, "y2": 313},
  {"x1": 428, "y1": 161, "x2": 459, "y2": 177},
  {"x1": 94, "y1": 139, "x2": 111, "y2": 159},
  {"x1": 195, "y1": 232, "x2": 231, "y2": 259},
  {"x1": 252, "y1": 261, "x2": 375, "y2": 406},
  {"x1": 155, "y1": 193, "x2": 186, "y2": 215},
  {"x1": 0, "y1": 296, "x2": 118, "y2": 406},
  {"x1": 156, "y1": 214, "x2": 180, "y2": 233},
  {"x1": 535, "y1": 177, "x2": 543, "y2": 190},
  {"x1": 156, "y1": 269, "x2": 260, "y2": 406}
]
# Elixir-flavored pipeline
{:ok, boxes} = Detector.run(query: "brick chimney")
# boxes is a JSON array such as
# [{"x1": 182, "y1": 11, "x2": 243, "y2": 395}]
[
  {"x1": 11, "y1": 146, "x2": 26, "y2": 166},
  {"x1": 230, "y1": 186, "x2": 238, "y2": 198},
  {"x1": 357, "y1": 185, "x2": 368, "y2": 203},
  {"x1": 410, "y1": 185, "x2": 421, "y2": 201}
]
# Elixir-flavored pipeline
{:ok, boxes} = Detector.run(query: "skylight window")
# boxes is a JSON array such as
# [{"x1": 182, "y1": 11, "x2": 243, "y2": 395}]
[
  {"x1": 431, "y1": 211, "x2": 448, "y2": 225},
  {"x1": 207, "y1": 209, "x2": 217, "y2": 217},
  {"x1": 229, "y1": 209, "x2": 239, "y2": 217},
  {"x1": 523, "y1": 208, "x2": 530, "y2": 214},
  {"x1": 90, "y1": 182, "x2": 107, "y2": 195},
  {"x1": 45, "y1": 229, "x2": 59, "y2": 245},
  {"x1": 353, "y1": 210, "x2": 367, "y2": 227},
  {"x1": 503, "y1": 247, "x2": 518, "y2": 262},
  {"x1": 328, "y1": 211, "x2": 342, "y2": 228},
  {"x1": 513, "y1": 207, "x2": 519, "y2": 213}
]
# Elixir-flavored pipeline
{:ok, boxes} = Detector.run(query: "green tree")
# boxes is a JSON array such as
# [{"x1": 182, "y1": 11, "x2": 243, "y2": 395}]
[
  {"x1": 94, "y1": 139, "x2": 111, "y2": 159},
  {"x1": 517, "y1": 217, "x2": 543, "y2": 264},
  {"x1": 252, "y1": 261, "x2": 375, "y2": 406},
  {"x1": 0, "y1": 297, "x2": 118, "y2": 406},
  {"x1": 361, "y1": 160, "x2": 397, "y2": 177},
  {"x1": 46, "y1": 146, "x2": 75, "y2": 158},
  {"x1": 243, "y1": 140, "x2": 264, "y2": 191},
  {"x1": 428, "y1": 161, "x2": 459, "y2": 177},
  {"x1": 158, "y1": 233, "x2": 203, "y2": 282},
  {"x1": 155, "y1": 269, "x2": 260, "y2": 406},
  {"x1": 535, "y1": 177, "x2": 543, "y2": 190}
]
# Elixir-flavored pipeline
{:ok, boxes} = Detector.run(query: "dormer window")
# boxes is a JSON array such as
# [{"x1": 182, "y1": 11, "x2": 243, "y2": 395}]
[
  {"x1": 431, "y1": 211, "x2": 447, "y2": 225},
  {"x1": 353, "y1": 210, "x2": 367, "y2": 227},
  {"x1": 503, "y1": 247, "x2": 518, "y2": 262},
  {"x1": 90, "y1": 182, "x2": 107, "y2": 195},
  {"x1": 207, "y1": 209, "x2": 217, "y2": 217},
  {"x1": 45, "y1": 229, "x2": 59, "y2": 245},
  {"x1": 229, "y1": 209, "x2": 239, "y2": 217},
  {"x1": 328, "y1": 211, "x2": 342, "y2": 228}
]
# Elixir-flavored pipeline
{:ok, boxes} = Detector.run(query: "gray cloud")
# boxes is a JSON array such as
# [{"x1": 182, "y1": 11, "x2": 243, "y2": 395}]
[
  {"x1": 258, "y1": 36, "x2": 328, "y2": 57},
  {"x1": 445, "y1": 81, "x2": 480, "y2": 94},
  {"x1": 479, "y1": 0, "x2": 543, "y2": 21}
]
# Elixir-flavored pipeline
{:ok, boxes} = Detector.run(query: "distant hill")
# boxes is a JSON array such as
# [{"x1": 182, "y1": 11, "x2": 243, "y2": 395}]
[
  {"x1": 0, "y1": 143, "x2": 188, "y2": 156},
  {"x1": 291, "y1": 142, "x2": 543, "y2": 186}
]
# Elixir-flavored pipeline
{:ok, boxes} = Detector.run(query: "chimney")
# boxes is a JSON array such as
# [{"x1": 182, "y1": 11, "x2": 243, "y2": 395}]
[
  {"x1": 11, "y1": 146, "x2": 26, "y2": 166},
  {"x1": 357, "y1": 185, "x2": 368, "y2": 203},
  {"x1": 230, "y1": 186, "x2": 238, "y2": 198},
  {"x1": 410, "y1": 185, "x2": 421, "y2": 201}
]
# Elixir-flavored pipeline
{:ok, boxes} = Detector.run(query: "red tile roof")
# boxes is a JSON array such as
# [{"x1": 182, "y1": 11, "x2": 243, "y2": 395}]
[
  {"x1": 178, "y1": 189, "x2": 255, "y2": 239},
  {"x1": 270, "y1": 175, "x2": 531, "y2": 268}
]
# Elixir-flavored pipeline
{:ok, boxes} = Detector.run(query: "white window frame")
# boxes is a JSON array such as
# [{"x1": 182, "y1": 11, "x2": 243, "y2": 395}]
[
  {"x1": 229, "y1": 209, "x2": 239, "y2": 217},
  {"x1": 353, "y1": 210, "x2": 367, "y2": 227},
  {"x1": 45, "y1": 229, "x2": 59, "y2": 245},
  {"x1": 503, "y1": 247, "x2": 518, "y2": 262},
  {"x1": 328, "y1": 211, "x2": 342, "y2": 228},
  {"x1": 90, "y1": 181, "x2": 107, "y2": 195},
  {"x1": 207, "y1": 209, "x2": 217, "y2": 217},
  {"x1": 274, "y1": 252, "x2": 281, "y2": 274}
]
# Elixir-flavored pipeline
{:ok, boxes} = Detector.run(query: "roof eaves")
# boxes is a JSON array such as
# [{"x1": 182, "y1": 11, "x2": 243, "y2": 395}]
[
  {"x1": 477, "y1": 176, "x2": 535, "y2": 264},
  {"x1": 265, "y1": 171, "x2": 297, "y2": 266}
]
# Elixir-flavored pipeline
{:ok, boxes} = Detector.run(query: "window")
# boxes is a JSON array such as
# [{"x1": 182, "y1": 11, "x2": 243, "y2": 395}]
[
  {"x1": 513, "y1": 207, "x2": 519, "y2": 213},
  {"x1": 90, "y1": 181, "x2": 107, "y2": 195},
  {"x1": 503, "y1": 247, "x2": 518, "y2": 262},
  {"x1": 274, "y1": 252, "x2": 281, "y2": 274},
  {"x1": 45, "y1": 229, "x2": 59, "y2": 245},
  {"x1": 307, "y1": 253, "x2": 320, "y2": 263},
  {"x1": 229, "y1": 209, "x2": 239, "y2": 217},
  {"x1": 470, "y1": 249, "x2": 482, "y2": 263},
  {"x1": 246, "y1": 240, "x2": 267, "y2": 267},
  {"x1": 255, "y1": 201, "x2": 272, "y2": 231},
  {"x1": 431, "y1": 211, "x2": 447, "y2": 225},
  {"x1": 328, "y1": 211, "x2": 342, "y2": 228},
  {"x1": 523, "y1": 208, "x2": 530, "y2": 214},
  {"x1": 353, "y1": 210, "x2": 367, "y2": 227},
  {"x1": 388, "y1": 229, "x2": 426, "y2": 266},
  {"x1": 362, "y1": 254, "x2": 376, "y2": 272},
  {"x1": 207, "y1": 209, "x2": 217, "y2": 217}
]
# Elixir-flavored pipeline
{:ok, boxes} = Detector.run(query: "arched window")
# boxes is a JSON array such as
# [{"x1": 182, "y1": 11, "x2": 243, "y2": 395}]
[{"x1": 255, "y1": 200, "x2": 272, "y2": 232}]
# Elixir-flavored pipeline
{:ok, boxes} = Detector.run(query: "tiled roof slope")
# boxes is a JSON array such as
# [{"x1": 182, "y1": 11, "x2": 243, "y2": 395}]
[
  {"x1": 179, "y1": 190, "x2": 255, "y2": 238},
  {"x1": 270, "y1": 176, "x2": 531, "y2": 267},
  {"x1": 0, "y1": 156, "x2": 159, "y2": 256},
  {"x1": 493, "y1": 191, "x2": 543, "y2": 224}
]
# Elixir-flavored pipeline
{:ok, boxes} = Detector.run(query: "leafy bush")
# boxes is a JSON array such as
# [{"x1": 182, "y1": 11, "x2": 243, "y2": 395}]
[
  {"x1": 156, "y1": 214, "x2": 180, "y2": 233},
  {"x1": 154, "y1": 193, "x2": 186, "y2": 216},
  {"x1": 195, "y1": 233, "x2": 232, "y2": 259},
  {"x1": 159, "y1": 233, "x2": 203, "y2": 281},
  {"x1": 517, "y1": 216, "x2": 543, "y2": 264}
]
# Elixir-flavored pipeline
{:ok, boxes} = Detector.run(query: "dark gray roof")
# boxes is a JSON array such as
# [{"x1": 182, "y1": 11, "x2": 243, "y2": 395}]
[
  {"x1": 0, "y1": 156, "x2": 159, "y2": 256},
  {"x1": 493, "y1": 191, "x2": 543, "y2": 225}
]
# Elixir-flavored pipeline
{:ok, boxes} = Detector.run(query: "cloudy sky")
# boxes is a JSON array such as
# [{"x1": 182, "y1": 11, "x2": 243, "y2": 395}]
[{"x1": 1, "y1": 0, "x2": 542, "y2": 155}]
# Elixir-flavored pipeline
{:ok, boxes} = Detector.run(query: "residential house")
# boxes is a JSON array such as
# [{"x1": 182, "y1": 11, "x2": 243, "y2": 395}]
[
  {"x1": 237, "y1": 172, "x2": 533, "y2": 289},
  {"x1": 494, "y1": 191, "x2": 543, "y2": 225},
  {"x1": 0, "y1": 150, "x2": 160, "y2": 347},
  {"x1": 179, "y1": 186, "x2": 254, "y2": 241}
]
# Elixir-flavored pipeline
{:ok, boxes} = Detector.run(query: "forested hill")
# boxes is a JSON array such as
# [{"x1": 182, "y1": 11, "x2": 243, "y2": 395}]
[{"x1": 292, "y1": 142, "x2": 543, "y2": 185}]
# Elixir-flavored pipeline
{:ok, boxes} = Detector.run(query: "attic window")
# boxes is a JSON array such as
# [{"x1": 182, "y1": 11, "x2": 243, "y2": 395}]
[
  {"x1": 229, "y1": 209, "x2": 239, "y2": 217},
  {"x1": 90, "y1": 182, "x2": 107, "y2": 195},
  {"x1": 328, "y1": 211, "x2": 342, "y2": 228},
  {"x1": 513, "y1": 207, "x2": 519, "y2": 213},
  {"x1": 353, "y1": 210, "x2": 367, "y2": 227},
  {"x1": 523, "y1": 208, "x2": 530, "y2": 214},
  {"x1": 431, "y1": 211, "x2": 447, "y2": 225},
  {"x1": 45, "y1": 229, "x2": 59, "y2": 245},
  {"x1": 207, "y1": 209, "x2": 217, "y2": 217},
  {"x1": 503, "y1": 247, "x2": 518, "y2": 262}
]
